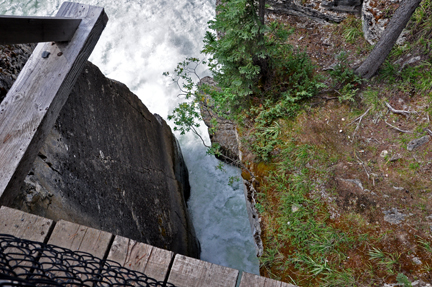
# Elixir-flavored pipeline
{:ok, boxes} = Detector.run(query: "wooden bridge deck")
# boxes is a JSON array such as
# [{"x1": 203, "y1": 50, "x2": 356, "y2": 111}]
[{"x1": 0, "y1": 206, "x2": 296, "y2": 287}]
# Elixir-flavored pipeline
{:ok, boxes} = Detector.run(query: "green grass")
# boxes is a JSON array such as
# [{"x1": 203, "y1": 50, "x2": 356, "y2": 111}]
[
  {"x1": 341, "y1": 16, "x2": 364, "y2": 44},
  {"x1": 257, "y1": 134, "x2": 372, "y2": 285}
]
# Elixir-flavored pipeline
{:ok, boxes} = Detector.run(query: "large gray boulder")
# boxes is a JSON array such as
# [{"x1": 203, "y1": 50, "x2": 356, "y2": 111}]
[{"x1": 1, "y1": 45, "x2": 200, "y2": 258}]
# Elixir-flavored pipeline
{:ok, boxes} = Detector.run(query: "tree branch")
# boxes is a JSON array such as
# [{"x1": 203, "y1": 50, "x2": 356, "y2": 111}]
[
  {"x1": 385, "y1": 121, "x2": 413, "y2": 133},
  {"x1": 385, "y1": 101, "x2": 417, "y2": 117}
]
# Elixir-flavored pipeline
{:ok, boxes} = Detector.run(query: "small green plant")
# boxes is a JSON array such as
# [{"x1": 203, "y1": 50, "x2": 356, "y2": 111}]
[
  {"x1": 255, "y1": 202, "x2": 265, "y2": 213},
  {"x1": 369, "y1": 247, "x2": 401, "y2": 274},
  {"x1": 378, "y1": 59, "x2": 399, "y2": 83},
  {"x1": 228, "y1": 175, "x2": 240, "y2": 187},
  {"x1": 342, "y1": 16, "x2": 363, "y2": 44},
  {"x1": 418, "y1": 238, "x2": 432, "y2": 253},
  {"x1": 369, "y1": 247, "x2": 386, "y2": 260},
  {"x1": 328, "y1": 51, "x2": 362, "y2": 102},
  {"x1": 249, "y1": 122, "x2": 282, "y2": 161},
  {"x1": 338, "y1": 83, "x2": 358, "y2": 102},
  {"x1": 362, "y1": 88, "x2": 383, "y2": 111},
  {"x1": 396, "y1": 273, "x2": 412, "y2": 287},
  {"x1": 293, "y1": 255, "x2": 332, "y2": 276},
  {"x1": 409, "y1": 162, "x2": 420, "y2": 170},
  {"x1": 322, "y1": 269, "x2": 357, "y2": 287}
]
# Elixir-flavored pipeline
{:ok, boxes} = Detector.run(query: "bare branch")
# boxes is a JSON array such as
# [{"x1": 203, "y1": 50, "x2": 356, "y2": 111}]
[
  {"x1": 385, "y1": 121, "x2": 413, "y2": 133},
  {"x1": 385, "y1": 102, "x2": 417, "y2": 117},
  {"x1": 191, "y1": 126, "x2": 211, "y2": 148},
  {"x1": 349, "y1": 108, "x2": 370, "y2": 140},
  {"x1": 355, "y1": 151, "x2": 370, "y2": 180},
  {"x1": 349, "y1": 108, "x2": 371, "y2": 125}
]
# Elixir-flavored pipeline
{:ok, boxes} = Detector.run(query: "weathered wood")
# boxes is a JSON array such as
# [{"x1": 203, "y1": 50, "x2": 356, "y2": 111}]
[
  {"x1": 40, "y1": 220, "x2": 111, "y2": 284},
  {"x1": 239, "y1": 272, "x2": 297, "y2": 287},
  {"x1": 47, "y1": 220, "x2": 112, "y2": 258},
  {"x1": 168, "y1": 254, "x2": 239, "y2": 287},
  {"x1": 146, "y1": 245, "x2": 175, "y2": 282},
  {"x1": 0, "y1": 208, "x2": 297, "y2": 286},
  {"x1": 0, "y1": 2, "x2": 108, "y2": 205},
  {"x1": 0, "y1": 206, "x2": 54, "y2": 277},
  {"x1": 239, "y1": 272, "x2": 267, "y2": 287},
  {"x1": 0, "y1": 206, "x2": 53, "y2": 242},
  {"x1": 107, "y1": 235, "x2": 174, "y2": 282},
  {"x1": 0, "y1": 16, "x2": 82, "y2": 44}
]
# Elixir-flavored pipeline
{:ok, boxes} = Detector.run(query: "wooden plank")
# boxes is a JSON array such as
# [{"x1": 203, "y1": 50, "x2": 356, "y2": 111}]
[
  {"x1": 47, "y1": 220, "x2": 112, "y2": 258},
  {"x1": 107, "y1": 235, "x2": 173, "y2": 282},
  {"x1": 239, "y1": 272, "x2": 297, "y2": 287},
  {"x1": 40, "y1": 220, "x2": 112, "y2": 284},
  {"x1": 239, "y1": 272, "x2": 267, "y2": 287},
  {"x1": 0, "y1": 206, "x2": 54, "y2": 278},
  {"x1": 0, "y1": 16, "x2": 82, "y2": 44},
  {"x1": 0, "y1": 2, "x2": 108, "y2": 205},
  {"x1": 0, "y1": 206, "x2": 53, "y2": 242},
  {"x1": 167, "y1": 254, "x2": 238, "y2": 287},
  {"x1": 145, "y1": 245, "x2": 174, "y2": 282}
]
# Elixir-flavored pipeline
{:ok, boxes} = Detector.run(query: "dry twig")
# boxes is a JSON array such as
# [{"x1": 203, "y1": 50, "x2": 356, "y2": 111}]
[
  {"x1": 385, "y1": 121, "x2": 413, "y2": 133},
  {"x1": 349, "y1": 108, "x2": 370, "y2": 140},
  {"x1": 355, "y1": 151, "x2": 370, "y2": 180},
  {"x1": 385, "y1": 102, "x2": 417, "y2": 117}
]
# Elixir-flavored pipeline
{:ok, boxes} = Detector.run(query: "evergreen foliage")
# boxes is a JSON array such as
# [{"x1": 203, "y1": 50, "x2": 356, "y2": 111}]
[
  {"x1": 166, "y1": 0, "x2": 322, "y2": 162},
  {"x1": 202, "y1": 0, "x2": 319, "y2": 115}
]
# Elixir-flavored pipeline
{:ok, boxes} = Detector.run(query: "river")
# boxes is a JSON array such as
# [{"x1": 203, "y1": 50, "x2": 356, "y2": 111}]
[{"x1": 0, "y1": 0, "x2": 259, "y2": 274}]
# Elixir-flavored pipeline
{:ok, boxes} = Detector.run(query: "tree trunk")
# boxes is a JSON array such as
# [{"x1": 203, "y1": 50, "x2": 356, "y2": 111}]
[
  {"x1": 355, "y1": 0, "x2": 422, "y2": 79},
  {"x1": 259, "y1": 0, "x2": 265, "y2": 25}
]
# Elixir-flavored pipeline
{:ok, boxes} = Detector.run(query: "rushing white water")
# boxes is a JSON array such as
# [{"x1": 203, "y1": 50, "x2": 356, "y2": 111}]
[{"x1": 0, "y1": 0, "x2": 259, "y2": 274}]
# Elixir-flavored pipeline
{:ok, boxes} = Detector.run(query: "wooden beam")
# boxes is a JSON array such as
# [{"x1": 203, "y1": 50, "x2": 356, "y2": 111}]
[
  {"x1": 0, "y1": 2, "x2": 108, "y2": 205},
  {"x1": 0, "y1": 16, "x2": 82, "y2": 44}
]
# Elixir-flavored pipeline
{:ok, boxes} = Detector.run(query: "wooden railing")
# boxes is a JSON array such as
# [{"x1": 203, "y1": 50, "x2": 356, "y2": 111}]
[
  {"x1": 0, "y1": 15, "x2": 82, "y2": 44},
  {"x1": 0, "y1": 2, "x2": 108, "y2": 204}
]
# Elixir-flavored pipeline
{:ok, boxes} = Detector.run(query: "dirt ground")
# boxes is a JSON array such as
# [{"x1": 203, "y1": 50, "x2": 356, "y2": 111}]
[{"x1": 250, "y1": 7, "x2": 432, "y2": 285}]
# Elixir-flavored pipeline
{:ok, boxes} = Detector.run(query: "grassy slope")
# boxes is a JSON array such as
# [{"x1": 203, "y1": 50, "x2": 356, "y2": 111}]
[{"x1": 238, "y1": 1, "x2": 432, "y2": 285}]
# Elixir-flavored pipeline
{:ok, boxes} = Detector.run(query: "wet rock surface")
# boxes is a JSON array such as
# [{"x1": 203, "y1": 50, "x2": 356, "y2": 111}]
[{"x1": 1, "y1": 45, "x2": 200, "y2": 258}]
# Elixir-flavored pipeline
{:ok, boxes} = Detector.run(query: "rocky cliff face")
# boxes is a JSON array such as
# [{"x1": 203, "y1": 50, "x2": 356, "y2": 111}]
[
  {"x1": 0, "y1": 45, "x2": 200, "y2": 258},
  {"x1": 198, "y1": 77, "x2": 240, "y2": 165},
  {"x1": 0, "y1": 44, "x2": 35, "y2": 103}
]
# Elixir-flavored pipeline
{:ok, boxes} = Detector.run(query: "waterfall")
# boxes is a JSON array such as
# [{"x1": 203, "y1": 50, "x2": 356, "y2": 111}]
[{"x1": 0, "y1": 0, "x2": 259, "y2": 274}]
